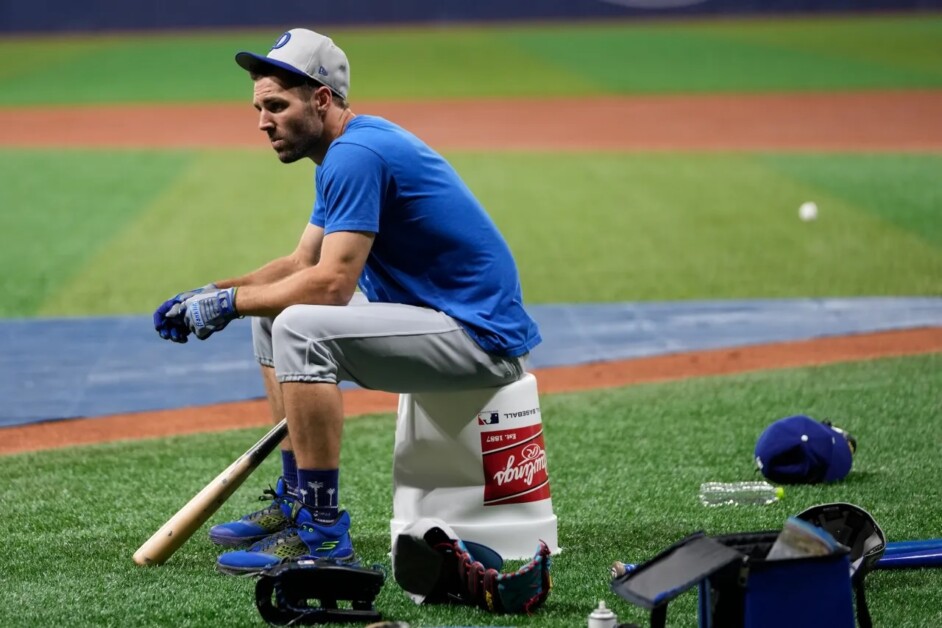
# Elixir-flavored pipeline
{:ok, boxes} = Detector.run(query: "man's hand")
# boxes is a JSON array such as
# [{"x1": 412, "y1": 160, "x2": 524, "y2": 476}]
[
  {"x1": 153, "y1": 283, "x2": 218, "y2": 343},
  {"x1": 170, "y1": 287, "x2": 240, "y2": 340}
]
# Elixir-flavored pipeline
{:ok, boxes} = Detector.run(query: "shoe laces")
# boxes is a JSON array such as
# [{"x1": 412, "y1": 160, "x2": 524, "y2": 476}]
[
  {"x1": 259, "y1": 479, "x2": 300, "y2": 505},
  {"x1": 257, "y1": 485, "x2": 279, "y2": 502},
  {"x1": 248, "y1": 500, "x2": 312, "y2": 551},
  {"x1": 248, "y1": 525, "x2": 301, "y2": 551},
  {"x1": 257, "y1": 477, "x2": 297, "y2": 502}
]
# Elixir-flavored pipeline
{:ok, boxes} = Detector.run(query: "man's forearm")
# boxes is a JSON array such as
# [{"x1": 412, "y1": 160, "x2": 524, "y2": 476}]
[
  {"x1": 215, "y1": 255, "x2": 308, "y2": 289},
  {"x1": 217, "y1": 231, "x2": 368, "y2": 317},
  {"x1": 233, "y1": 266, "x2": 355, "y2": 318}
]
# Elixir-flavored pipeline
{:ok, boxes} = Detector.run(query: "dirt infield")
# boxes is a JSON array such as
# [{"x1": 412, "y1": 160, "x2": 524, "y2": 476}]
[
  {"x1": 2, "y1": 89, "x2": 940, "y2": 455},
  {"x1": 2, "y1": 90, "x2": 942, "y2": 151}
]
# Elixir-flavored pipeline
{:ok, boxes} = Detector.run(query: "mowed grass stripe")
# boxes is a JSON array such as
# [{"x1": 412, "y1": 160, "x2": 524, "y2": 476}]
[
  {"x1": 1, "y1": 354, "x2": 939, "y2": 627},
  {"x1": 35, "y1": 150, "x2": 313, "y2": 316},
  {"x1": 704, "y1": 15, "x2": 942, "y2": 79},
  {"x1": 1, "y1": 15, "x2": 941, "y2": 105},
  {"x1": 5, "y1": 150, "x2": 939, "y2": 317},
  {"x1": 505, "y1": 15, "x2": 942, "y2": 93},
  {"x1": 757, "y1": 153, "x2": 942, "y2": 247},
  {"x1": 455, "y1": 152, "x2": 942, "y2": 303},
  {"x1": 0, "y1": 35, "x2": 249, "y2": 105},
  {"x1": 0, "y1": 150, "x2": 192, "y2": 317}
]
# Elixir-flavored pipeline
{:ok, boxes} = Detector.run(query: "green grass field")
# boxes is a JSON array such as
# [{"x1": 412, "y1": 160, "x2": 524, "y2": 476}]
[
  {"x1": 1, "y1": 15, "x2": 941, "y2": 104},
  {"x1": 1, "y1": 150, "x2": 939, "y2": 317},
  {"x1": 2, "y1": 355, "x2": 940, "y2": 627},
  {"x1": 2, "y1": 16, "x2": 941, "y2": 317}
]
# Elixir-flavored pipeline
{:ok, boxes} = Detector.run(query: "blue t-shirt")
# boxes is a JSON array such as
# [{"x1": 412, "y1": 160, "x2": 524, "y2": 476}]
[{"x1": 311, "y1": 115, "x2": 540, "y2": 358}]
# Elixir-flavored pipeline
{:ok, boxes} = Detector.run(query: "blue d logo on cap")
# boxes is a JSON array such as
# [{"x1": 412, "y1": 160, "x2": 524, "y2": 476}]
[{"x1": 271, "y1": 32, "x2": 291, "y2": 50}]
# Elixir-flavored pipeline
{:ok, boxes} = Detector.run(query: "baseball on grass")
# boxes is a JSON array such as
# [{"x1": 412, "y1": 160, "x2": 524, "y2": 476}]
[{"x1": 798, "y1": 201, "x2": 818, "y2": 221}]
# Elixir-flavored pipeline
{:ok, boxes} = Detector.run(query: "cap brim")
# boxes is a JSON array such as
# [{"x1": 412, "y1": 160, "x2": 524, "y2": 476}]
[
  {"x1": 823, "y1": 426, "x2": 854, "y2": 481},
  {"x1": 234, "y1": 51, "x2": 310, "y2": 80}
]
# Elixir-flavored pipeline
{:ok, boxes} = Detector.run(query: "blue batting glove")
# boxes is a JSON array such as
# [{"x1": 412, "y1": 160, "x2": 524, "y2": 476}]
[
  {"x1": 179, "y1": 287, "x2": 239, "y2": 340},
  {"x1": 153, "y1": 283, "x2": 218, "y2": 343},
  {"x1": 154, "y1": 298, "x2": 191, "y2": 343}
]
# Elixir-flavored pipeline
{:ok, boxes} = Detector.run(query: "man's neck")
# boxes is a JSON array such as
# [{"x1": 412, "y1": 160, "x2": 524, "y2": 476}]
[{"x1": 311, "y1": 108, "x2": 355, "y2": 165}]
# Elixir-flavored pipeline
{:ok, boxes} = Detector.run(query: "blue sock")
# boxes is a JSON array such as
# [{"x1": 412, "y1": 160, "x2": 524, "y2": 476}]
[
  {"x1": 281, "y1": 450, "x2": 298, "y2": 492},
  {"x1": 296, "y1": 468, "x2": 340, "y2": 524}
]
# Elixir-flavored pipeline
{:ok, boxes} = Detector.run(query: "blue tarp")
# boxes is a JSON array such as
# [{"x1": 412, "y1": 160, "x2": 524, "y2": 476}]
[{"x1": 1, "y1": 297, "x2": 940, "y2": 427}]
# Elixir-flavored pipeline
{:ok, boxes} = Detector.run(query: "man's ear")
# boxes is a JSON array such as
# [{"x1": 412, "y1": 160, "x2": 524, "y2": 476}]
[{"x1": 314, "y1": 85, "x2": 332, "y2": 114}]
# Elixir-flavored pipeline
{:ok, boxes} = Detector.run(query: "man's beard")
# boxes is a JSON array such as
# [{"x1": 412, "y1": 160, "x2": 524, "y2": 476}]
[{"x1": 273, "y1": 117, "x2": 322, "y2": 163}]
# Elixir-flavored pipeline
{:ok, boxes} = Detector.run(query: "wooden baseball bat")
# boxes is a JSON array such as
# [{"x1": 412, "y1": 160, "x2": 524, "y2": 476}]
[{"x1": 133, "y1": 418, "x2": 289, "y2": 566}]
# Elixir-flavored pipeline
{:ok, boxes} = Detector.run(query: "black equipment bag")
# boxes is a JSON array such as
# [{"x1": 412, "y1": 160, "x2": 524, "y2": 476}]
[{"x1": 611, "y1": 503, "x2": 886, "y2": 628}]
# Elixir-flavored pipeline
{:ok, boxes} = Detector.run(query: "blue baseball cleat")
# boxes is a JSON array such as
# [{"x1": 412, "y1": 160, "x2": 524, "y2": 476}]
[
  {"x1": 208, "y1": 477, "x2": 296, "y2": 547},
  {"x1": 215, "y1": 506, "x2": 356, "y2": 576}
]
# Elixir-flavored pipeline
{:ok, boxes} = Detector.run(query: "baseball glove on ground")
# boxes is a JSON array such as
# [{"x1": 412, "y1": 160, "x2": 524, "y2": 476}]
[
  {"x1": 255, "y1": 560, "x2": 384, "y2": 625},
  {"x1": 392, "y1": 518, "x2": 552, "y2": 615}
]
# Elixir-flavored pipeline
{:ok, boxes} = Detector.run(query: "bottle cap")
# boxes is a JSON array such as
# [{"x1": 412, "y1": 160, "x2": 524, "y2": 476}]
[{"x1": 590, "y1": 600, "x2": 615, "y2": 618}]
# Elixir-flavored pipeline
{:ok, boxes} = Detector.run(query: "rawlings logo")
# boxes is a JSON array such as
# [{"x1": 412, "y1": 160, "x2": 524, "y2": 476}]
[
  {"x1": 493, "y1": 445, "x2": 546, "y2": 487},
  {"x1": 481, "y1": 424, "x2": 551, "y2": 505}
]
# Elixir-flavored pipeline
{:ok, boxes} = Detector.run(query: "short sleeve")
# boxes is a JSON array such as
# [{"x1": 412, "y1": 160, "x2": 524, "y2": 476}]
[{"x1": 309, "y1": 142, "x2": 388, "y2": 234}]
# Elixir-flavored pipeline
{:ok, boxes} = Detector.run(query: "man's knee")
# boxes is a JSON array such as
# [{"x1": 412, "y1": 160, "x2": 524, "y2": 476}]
[
  {"x1": 271, "y1": 305, "x2": 340, "y2": 383},
  {"x1": 271, "y1": 304, "x2": 307, "y2": 341},
  {"x1": 252, "y1": 316, "x2": 276, "y2": 367}
]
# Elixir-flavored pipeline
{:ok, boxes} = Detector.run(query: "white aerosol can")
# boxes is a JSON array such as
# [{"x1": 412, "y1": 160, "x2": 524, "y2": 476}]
[{"x1": 588, "y1": 600, "x2": 618, "y2": 628}]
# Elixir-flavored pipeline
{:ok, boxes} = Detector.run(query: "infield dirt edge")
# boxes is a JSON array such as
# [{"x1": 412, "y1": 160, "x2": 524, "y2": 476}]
[{"x1": 3, "y1": 327, "x2": 939, "y2": 455}]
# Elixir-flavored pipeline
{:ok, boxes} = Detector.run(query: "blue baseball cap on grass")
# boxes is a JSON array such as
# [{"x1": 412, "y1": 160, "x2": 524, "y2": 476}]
[{"x1": 755, "y1": 415, "x2": 855, "y2": 484}]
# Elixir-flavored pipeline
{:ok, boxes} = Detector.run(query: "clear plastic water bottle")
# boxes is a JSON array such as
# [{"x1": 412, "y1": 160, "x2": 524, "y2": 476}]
[{"x1": 698, "y1": 481, "x2": 784, "y2": 506}]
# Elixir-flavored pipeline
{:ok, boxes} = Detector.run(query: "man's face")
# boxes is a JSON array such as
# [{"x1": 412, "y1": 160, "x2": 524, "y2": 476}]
[{"x1": 253, "y1": 75, "x2": 323, "y2": 163}]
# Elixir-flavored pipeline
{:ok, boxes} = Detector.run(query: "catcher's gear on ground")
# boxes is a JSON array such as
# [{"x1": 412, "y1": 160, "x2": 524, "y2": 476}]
[
  {"x1": 392, "y1": 518, "x2": 551, "y2": 614},
  {"x1": 796, "y1": 502, "x2": 886, "y2": 628},
  {"x1": 796, "y1": 502, "x2": 886, "y2": 577},
  {"x1": 255, "y1": 560, "x2": 384, "y2": 625}
]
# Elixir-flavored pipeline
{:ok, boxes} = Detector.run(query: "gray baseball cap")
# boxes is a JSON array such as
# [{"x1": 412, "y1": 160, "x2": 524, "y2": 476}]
[{"x1": 235, "y1": 28, "x2": 350, "y2": 99}]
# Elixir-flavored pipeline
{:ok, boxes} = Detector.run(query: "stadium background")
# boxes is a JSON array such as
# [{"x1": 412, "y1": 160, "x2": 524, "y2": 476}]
[{"x1": 1, "y1": 1, "x2": 941, "y2": 626}]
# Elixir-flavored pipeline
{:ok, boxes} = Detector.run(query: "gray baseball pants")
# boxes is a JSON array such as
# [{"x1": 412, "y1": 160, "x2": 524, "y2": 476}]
[{"x1": 252, "y1": 293, "x2": 526, "y2": 393}]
